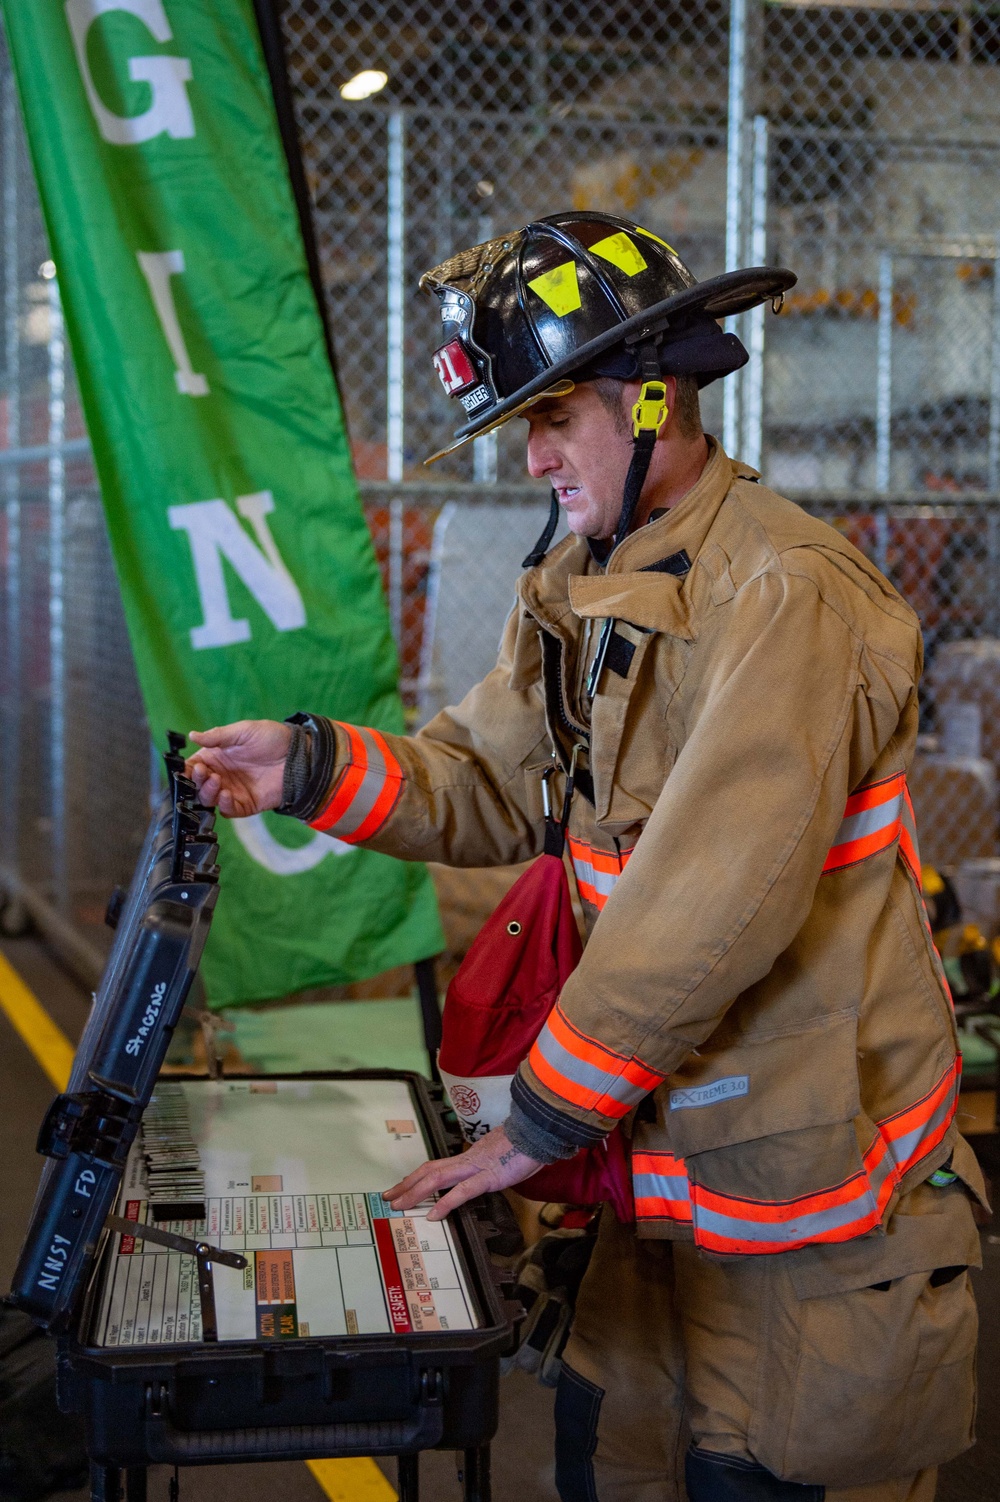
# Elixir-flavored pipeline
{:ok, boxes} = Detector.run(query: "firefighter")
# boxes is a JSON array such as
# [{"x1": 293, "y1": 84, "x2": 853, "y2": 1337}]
[{"x1": 187, "y1": 213, "x2": 987, "y2": 1502}]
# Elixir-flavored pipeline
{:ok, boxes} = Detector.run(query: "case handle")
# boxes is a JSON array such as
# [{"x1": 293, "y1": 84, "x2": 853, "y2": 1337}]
[{"x1": 143, "y1": 1380, "x2": 445, "y2": 1463}]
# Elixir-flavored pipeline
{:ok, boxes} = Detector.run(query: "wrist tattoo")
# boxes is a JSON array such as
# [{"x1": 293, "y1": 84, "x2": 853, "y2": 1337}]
[{"x1": 498, "y1": 1147, "x2": 519, "y2": 1167}]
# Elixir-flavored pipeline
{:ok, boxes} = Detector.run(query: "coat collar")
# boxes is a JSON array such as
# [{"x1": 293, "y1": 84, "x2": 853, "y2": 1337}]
[
  {"x1": 516, "y1": 437, "x2": 752, "y2": 636},
  {"x1": 604, "y1": 435, "x2": 748, "y2": 576}
]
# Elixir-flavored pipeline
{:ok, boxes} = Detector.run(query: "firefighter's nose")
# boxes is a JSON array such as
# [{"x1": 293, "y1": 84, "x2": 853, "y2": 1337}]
[{"x1": 526, "y1": 429, "x2": 558, "y2": 479}]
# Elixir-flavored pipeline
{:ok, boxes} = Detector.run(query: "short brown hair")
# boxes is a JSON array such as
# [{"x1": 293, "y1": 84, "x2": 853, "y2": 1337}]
[{"x1": 592, "y1": 373, "x2": 702, "y2": 441}]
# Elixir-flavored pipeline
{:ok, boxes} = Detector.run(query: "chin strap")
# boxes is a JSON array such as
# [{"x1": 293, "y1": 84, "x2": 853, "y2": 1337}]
[
  {"x1": 521, "y1": 341, "x2": 669, "y2": 570},
  {"x1": 612, "y1": 340, "x2": 669, "y2": 550},
  {"x1": 522, "y1": 486, "x2": 561, "y2": 568}
]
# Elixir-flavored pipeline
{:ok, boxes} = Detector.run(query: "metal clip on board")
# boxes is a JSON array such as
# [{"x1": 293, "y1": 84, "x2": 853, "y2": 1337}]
[{"x1": 104, "y1": 1216, "x2": 247, "y2": 1344}]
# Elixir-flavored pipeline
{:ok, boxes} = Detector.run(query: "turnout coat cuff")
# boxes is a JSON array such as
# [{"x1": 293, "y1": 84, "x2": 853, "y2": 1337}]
[
  {"x1": 510, "y1": 1067, "x2": 611, "y2": 1150},
  {"x1": 277, "y1": 713, "x2": 338, "y2": 822}
]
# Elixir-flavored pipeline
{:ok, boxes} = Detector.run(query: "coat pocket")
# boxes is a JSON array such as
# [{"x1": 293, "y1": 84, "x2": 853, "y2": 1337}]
[
  {"x1": 644, "y1": 1013, "x2": 869, "y2": 1254},
  {"x1": 751, "y1": 1192, "x2": 979, "y2": 1487},
  {"x1": 663, "y1": 1010, "x2": 860, "y2": 1160}
]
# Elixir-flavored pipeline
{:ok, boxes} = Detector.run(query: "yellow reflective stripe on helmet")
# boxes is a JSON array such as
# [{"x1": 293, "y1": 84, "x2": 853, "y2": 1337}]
[
  {"x1": 527, "y1": 261, "x2": 582, "y2": 316},
  {"x1": 634, "y1": 225, "x2": 677, "y2": 254},
  {"x1": 590, "y1": 231, "x2": 647, "y2": 276}
]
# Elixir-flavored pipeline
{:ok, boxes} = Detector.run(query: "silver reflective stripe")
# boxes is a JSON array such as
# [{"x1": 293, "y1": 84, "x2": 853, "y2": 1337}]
[
  {"x1": 888, "y1": 1083, "x2": 957, "y2": 1170},
  {"x1": 831, "y1": 791, "x2": 902, "y2": 849},
  {"x1": 571, "y1": 854, "x2": 618, "y2": 900},
  {"x1": 693, "y1": 1182, "x2": 879, "y2": 1244},
  {"x1": 633, "y1": 1172, "x2": 691, "y2": 1205},
  {"x1": 534, "y1": 1024, "x2": 647, "y2": 1108},
  {"x1": 329, "y1": 725, "x2": 394, "y2": 838}
]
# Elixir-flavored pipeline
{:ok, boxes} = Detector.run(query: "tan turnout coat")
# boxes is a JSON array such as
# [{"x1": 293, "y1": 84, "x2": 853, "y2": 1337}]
[{"x1": 307, "y1": 437, "x2": 987, "y2": 1262}]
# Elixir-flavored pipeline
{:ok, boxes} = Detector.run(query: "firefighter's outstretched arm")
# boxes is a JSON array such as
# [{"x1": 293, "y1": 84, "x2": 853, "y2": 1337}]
[{"x1": 186, "y1": 605, "x2": 550, "y2": 869}]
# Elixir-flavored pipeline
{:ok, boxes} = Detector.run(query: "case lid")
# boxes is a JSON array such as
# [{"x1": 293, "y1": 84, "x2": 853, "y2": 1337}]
[{"x1": 9, "y1": 735, "x2": 220, "y2": 1328}]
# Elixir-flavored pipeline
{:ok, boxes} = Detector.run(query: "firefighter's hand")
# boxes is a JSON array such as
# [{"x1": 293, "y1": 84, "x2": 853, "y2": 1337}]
[
  {"x1": 384, "y1": 1125, "x2": 542, "y2": 1221},
  {"x1": 185, "y1": 720, "x2": 292, "y2": 817}
]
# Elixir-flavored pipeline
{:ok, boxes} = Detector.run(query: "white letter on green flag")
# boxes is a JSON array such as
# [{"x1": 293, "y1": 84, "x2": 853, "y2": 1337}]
[{"x1": 1, "y1": 0, "x2": 444, "y2": 1003}]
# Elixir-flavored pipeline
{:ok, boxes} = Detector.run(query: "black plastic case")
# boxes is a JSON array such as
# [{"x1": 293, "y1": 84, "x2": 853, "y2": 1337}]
[
  {"x1": 57, "y1": 1070, "x2": 511, "y2": 1471},
  {"x1": 8, "y1": 742, "x2": 514, "y2": 1499}
]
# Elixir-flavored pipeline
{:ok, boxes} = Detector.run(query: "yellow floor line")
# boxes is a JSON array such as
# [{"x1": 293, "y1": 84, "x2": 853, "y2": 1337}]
[
  {"x1": 0, "y1": 948, "x2": 75, "y2": 1090},
  {"x1": 0, "y1": 952, "x2": 397, "y2": 1502},
  {"x1": 306, "y1": 1457, "x2": 397, "y2": 1501}
]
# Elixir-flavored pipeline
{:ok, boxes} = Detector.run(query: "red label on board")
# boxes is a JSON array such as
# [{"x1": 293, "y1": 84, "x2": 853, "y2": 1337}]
[
  {"x1": 433, "y1": 340, "x2": 477, "y2": 394},
  {"x1": 373, "y1": 1217, "x2": 412, "y2": 1333},
  {"x1": 119, "y1": 1200, "x2": 142, "y2": 1255}
]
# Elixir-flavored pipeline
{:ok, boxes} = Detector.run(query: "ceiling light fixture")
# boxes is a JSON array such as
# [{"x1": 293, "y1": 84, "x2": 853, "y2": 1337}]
[{"x1": 339, "y1": 70, "x2": 389, "y2": 101}]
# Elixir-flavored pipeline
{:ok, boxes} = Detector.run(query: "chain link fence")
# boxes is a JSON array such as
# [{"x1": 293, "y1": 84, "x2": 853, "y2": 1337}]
[{"x1": 3, "y1": 2, "x2": 1000, "y2": 974}]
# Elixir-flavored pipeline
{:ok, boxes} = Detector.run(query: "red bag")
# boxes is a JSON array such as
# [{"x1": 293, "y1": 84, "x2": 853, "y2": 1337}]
[{"x1": 438, "y1": 851, "x2": 634, "y2": 1221}]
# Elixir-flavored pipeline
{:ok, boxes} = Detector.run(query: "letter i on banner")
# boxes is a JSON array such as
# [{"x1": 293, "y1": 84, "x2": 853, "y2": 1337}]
[{"x1": 2, "y1": 0, "x2": 443, "y2": 1002}]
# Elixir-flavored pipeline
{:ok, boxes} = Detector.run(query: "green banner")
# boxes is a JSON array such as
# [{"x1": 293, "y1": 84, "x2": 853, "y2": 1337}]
[{"x1": 2, "y1": 0, "x2": 443, "y2": 1004}]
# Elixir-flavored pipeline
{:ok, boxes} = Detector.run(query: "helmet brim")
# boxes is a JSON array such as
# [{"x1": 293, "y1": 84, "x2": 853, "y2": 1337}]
[
  {"x1": 422, "y1": 265, "x2": 795, "y2": 465},
  {"x1": 423, "y1": 380, "x2": 577, "y2": 465}
]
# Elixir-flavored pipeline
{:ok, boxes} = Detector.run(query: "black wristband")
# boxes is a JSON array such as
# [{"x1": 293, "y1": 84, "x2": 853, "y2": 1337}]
[{"x1": 276, "y1": 713, "x2": 338, "y2": 821}]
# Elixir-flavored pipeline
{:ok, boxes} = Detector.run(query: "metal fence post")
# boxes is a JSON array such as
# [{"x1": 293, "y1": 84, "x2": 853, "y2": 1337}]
[
  {"x1": 723, "y1": 0, "x2": 748, "y2": 456},
  {"x1": 988, "y1": 239, "x2": 1000, "y2": 493},
  {"x1": 473, "y1": 208, "x2": 498, "y2": 484},
  {"x1": 388, "y1": 493, "x2": 403, "y2": 647},
  {"x1": 874, "y1": 506, "x2": 890, "y2": 580},
  {"x1": 875, "y1": 251, "x2": 893, "y2": 495},
  {"x1": 387, "y1": 108, "x2": 405, "y2": 485},
  {"x1": 46, "y1": 269, "x2": 67, "y2": 913},
  {"x1": 741, "y1": 114, "x2": 768, "y2": 472}
]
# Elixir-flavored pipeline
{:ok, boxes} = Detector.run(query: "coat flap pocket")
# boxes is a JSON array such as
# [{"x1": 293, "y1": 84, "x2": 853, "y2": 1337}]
[
  {"x1": 508, "y1": 617, "x2": 542, "y2": 691},
  {"x1": 663, "y1": 1011, "x2": 860, "y2": 1158},
  {"x1": 786, "y1": 1190, "x2": 983, "y2": 1300},
  {"x1": 568, "y1": 572, "x2": 694, "y2": 639},
  {"x1": 948, "y1": 1132, "x2": 992, "y2": 1217}
]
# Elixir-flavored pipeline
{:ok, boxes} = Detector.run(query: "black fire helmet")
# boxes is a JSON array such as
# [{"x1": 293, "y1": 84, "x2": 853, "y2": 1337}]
[{"x1": 420, "y1": 211, "x2": 796, "y2": 564}]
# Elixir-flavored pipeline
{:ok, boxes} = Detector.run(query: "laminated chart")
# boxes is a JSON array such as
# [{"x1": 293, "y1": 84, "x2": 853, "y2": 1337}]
[{"x1": 94, "y1": 1079, "x2": 478, "y2": 1345}]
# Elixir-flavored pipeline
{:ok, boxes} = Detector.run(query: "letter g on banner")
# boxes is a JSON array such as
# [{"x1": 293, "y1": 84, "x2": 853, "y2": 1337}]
[
  {"x1": 231, "y1": 816, "x2": 352, "y2": 876},
  {"x1": 65, "y1": 0, "x2": 195, "y2": 145}
]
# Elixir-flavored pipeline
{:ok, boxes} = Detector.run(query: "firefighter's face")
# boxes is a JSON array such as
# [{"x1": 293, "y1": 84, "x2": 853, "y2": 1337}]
[{"x1": 523, "y1": 380, "x2": 667, "y2": 539}]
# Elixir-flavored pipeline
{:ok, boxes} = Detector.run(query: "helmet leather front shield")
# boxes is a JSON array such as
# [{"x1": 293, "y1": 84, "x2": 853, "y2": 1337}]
[{"x1": 432, "y1": 286, "x2": 497, "y2": 422}]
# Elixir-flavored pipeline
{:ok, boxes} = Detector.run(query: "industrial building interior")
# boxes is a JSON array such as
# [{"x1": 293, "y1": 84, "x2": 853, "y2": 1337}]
[{"x1": 4, "y1": 2, "x2": 1000, "y2": 1500}]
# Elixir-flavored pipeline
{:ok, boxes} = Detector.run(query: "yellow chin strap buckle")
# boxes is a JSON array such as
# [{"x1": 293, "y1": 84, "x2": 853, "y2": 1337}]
[{"x1": 631, "y1": 379, "x2": 669, "y2": 437}]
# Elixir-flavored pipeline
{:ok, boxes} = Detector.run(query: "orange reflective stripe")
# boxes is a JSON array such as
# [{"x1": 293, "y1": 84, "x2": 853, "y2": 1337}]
[
  {"x1": 631, "y1": 1058, "x2": 961, "y2": 1254},
  {"x1": 310, "y1": 723, "x2": 370, "y2": 833},
  {"x1": 566, "y1": 836, "x2": 625, "y2": 876},
  {"x1": 879, "y1": 1055, "x2": 960, "y2": 1172},
  {"x1": 823, "y1": 771, "x2": 906, "y2": 874},
  {"x1": 529, "y1": 1003, "x2": 665, "y2": 1120},
  {"x1": 845, "y1": 775, "x2": 904, "y2": 816},
  {"x1": 309, "y1": 722, "x2": 405, "y2": 843},
  {"x1": 632, "y1": 1151, "x2": 693, "y2": 1223},
  {"x1": 898, "y1": 783, "x2": 921, "y2": 887},
  {"x1": 347, "y1": 729, "x2": 404, "y2": 843},
  {"x1": 566, "y1": 836, "x2": 632, "y2": 912}
]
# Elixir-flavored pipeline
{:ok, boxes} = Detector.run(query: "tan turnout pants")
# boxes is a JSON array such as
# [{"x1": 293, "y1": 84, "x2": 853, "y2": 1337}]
[{"x1": 556, "y1": 1180, "x2": 979, "y2": 1502}]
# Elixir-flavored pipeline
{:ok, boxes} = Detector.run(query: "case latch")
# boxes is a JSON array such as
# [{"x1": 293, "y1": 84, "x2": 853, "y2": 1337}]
[{"x1": 36, "y1": 1083, "x2": 138, "y2": 1166}]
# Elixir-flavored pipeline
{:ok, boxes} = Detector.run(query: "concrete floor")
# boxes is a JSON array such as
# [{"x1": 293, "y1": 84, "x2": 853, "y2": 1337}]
[{"x1": 1, "y1": 933, "x2": 996, "y2": 1502}]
